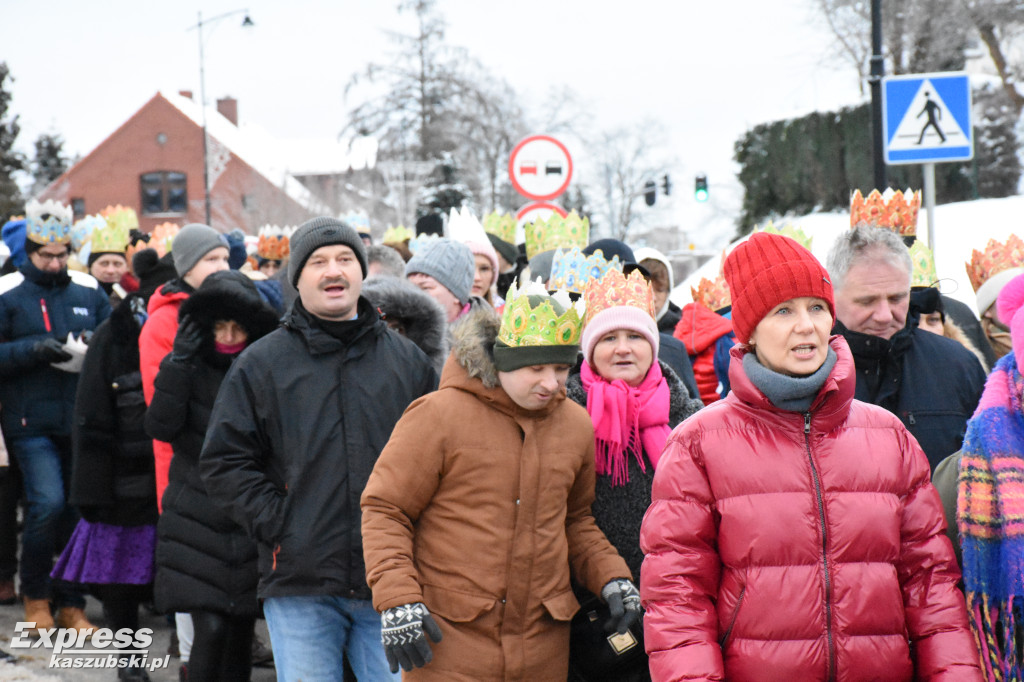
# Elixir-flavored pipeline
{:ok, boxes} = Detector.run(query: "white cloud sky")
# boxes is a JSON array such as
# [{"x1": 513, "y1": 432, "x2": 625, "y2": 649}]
[{"x1": 5, "y1": 0, "x2": 863, "y2": 246}]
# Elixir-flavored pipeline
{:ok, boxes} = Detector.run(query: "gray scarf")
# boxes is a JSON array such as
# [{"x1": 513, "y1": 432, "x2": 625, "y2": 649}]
[{"x1": 743, "y1": 347, "x2": 838, "y2": 412}]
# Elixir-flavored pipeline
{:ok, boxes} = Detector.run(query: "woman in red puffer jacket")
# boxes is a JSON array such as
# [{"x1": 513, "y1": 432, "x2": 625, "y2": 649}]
[{"x1": 640, "y1": 232, "x2": 980, "y2": 682}]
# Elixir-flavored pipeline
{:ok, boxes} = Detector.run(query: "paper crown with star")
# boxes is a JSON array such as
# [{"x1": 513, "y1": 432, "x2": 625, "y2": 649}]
[
  {"x1": 25, "y1": 199, "x2": 73, "y2": 245},
  {"x1": 483, "y1": 211, "x2": 517, "y2": 245},
  {"x1": 382, "y1": 225, "x2": 414, "y2": 244},
  {"x1": 498, "y1": 277, "x2": 586, "y2": 349},
  {"x1": 758, "y1": 221, "x2": 813, "y2": 251},
  {"x1": 966, "y1": 234, "x2": 1024, "y2": 313},
  {"x1": 257, "y1": 225, "x2": 293, "y2": 261},
  {"x1": 524, "y1": 210, "x2": 589, "y2": 260},
  {"x1": 850, "y1": 188, "x2": 920, "y2": 236},
  {"x1": 582, "y1": 267, "x2": 655, "y2": 326},
  {"x1": 909, "y1": 240, "x2": 938, "y2": 289},
  {"x1": 549, "y1": 247, "x2": 623, "y2": 294}
]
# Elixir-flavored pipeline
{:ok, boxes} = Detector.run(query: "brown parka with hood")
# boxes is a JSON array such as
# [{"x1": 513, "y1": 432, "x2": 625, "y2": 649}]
[{"x1": 361, "y1": 306, "x2": 631, "y2": 681}]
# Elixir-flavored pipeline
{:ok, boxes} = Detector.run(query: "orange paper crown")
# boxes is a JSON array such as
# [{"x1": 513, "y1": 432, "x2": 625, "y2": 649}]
[
  {"x1": 582, "y1": 268, "x2": 655, "y2": 326},
  {"x1": 257, "y1": 225, "x2": 292, "y2": 260},
  {"x1": 850, "y1": 188, "x2": 920, "y2": 236},
  {"x1": 691, "y1": 275, "x2": 731, "y2": 312},
  {"x1": 966, "y1": 234, "x2": 1024, "y2": 312}
]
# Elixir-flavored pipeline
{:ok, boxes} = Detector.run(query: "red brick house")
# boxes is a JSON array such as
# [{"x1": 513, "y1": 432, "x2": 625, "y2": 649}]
[{"x1": 38, "y1": 91, "x2": 320, "y2": 235}]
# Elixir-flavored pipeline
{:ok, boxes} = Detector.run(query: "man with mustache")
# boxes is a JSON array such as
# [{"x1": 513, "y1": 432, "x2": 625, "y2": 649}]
[{"x1": 200, "y1": 217, "x2": 438, "y2": 681}]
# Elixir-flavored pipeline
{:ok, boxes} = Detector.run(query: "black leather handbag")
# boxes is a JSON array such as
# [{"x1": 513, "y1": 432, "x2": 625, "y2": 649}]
[{"x1": 568, "y1": 592, "x2": 647, "y2": 681}]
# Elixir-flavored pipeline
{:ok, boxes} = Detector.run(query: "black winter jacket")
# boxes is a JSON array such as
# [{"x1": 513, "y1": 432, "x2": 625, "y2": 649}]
[
  {"x1": 835, "y1": 317, "x2": 986, "y2": 470},
  {"x1": 145, "y1": 271, "x2": 279, "y2": 616},
  {"x1": 0, "y1": 262, "x2": 110, "y2": 438},
  {"x1": 200, "y1": 296, "x2": 438, "y2": 600},
  {"x1": 70, "y1": 294, "x2": 156, "y2": 527}
]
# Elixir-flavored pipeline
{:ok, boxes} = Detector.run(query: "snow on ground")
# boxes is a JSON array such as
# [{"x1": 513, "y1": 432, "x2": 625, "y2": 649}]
[{"x1": 671, "y1": 194, "x2": 1024, "y2": 315}]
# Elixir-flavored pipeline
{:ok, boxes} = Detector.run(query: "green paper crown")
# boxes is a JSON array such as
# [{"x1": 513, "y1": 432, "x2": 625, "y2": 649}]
[
  {"x1": 498, "y1": 278, "x2": 585, "y2": 348},
  {"x1": 909, "y1": 240, "x2": 938, "y2": 288},
  {"x1": 483, "y1": 211, "x2": 517, "y2": 245},
  {"x1": 524, "y1": 210, "x2": 589, "y2": 260},
  {"x1": 758, "y1": 221, "x2": 813, "y2": 251}
]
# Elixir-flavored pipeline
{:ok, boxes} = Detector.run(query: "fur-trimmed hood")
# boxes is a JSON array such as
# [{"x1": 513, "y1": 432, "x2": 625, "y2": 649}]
[
  {"x1": 447, "y1": 302, "x2": 502, "y2": 389},
  {"x1": 944, "y1": 317, "x2": 989, "y2": 373},
  {"x1": 362, "y1": 276, "x2": 450, "y2": 373},
  {"x1": 177, "y1": 270, "x2": 280, "y2": 356}
]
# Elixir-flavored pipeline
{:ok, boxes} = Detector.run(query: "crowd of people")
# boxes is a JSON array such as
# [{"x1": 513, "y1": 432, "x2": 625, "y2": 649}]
[{"x1": 0, "y1": 190, "x2": 1021, "y2": 682}]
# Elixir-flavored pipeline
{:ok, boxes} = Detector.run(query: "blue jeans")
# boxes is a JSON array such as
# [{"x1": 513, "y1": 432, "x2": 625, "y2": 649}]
[
  {"x1": 264, "y1": 595, "x2": 399, "y2": 682},
  {"x1": 10, "y1": 435, "x2": 84, "y2": 607}
]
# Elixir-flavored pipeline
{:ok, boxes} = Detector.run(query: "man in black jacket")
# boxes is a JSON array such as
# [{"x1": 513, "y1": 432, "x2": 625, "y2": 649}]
[
  {"x1": 200, "y1": 217, "x2": 437, "y2": 681},
  {"x1": 826, "y1": 225, "x2": 986, "y2": 470}
]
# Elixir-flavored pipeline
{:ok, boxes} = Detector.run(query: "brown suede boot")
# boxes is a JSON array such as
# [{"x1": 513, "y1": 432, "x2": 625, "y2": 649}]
[
  {"x1": 23, "y1": 597, "x2": 54, "y2": 634},
  {"x1": 56, "y1": 606, "x2": 96, "y2": 635}
]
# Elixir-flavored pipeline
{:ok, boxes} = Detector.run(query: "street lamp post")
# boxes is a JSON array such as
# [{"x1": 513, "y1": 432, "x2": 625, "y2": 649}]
[{"x1": 189, "y1": 9, "x2": 253, "y2": 226}]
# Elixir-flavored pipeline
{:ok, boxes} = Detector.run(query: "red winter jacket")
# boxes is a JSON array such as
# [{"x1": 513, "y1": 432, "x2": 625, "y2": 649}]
[
  {"x1": 138, "y1": 281, "x2": 189, "y2": 512},
  {"x1": 674, "y1": 302, "x2": 732, "y2": 405},
  {"x1": 639, "y1": 336, "x2": 981, "y2": 682}
]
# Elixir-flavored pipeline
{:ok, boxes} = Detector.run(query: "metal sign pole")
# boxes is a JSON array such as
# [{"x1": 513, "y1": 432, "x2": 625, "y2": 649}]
[{"x1": 922, "y1": 162, "x2": 937, "y2": 252}]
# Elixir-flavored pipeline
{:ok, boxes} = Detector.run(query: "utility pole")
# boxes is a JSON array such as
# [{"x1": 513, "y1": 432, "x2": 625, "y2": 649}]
[{"x1": 870, "y1": 0, "x2": 886, "y2": 189}]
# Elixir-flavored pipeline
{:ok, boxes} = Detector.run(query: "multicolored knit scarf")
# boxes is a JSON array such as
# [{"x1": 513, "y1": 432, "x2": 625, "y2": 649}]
[{"x1": 959, "y1": 352, "x2": 1024, "y2": 681}]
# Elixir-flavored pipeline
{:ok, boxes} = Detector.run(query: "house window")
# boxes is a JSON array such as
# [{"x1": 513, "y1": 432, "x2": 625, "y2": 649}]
[
  {"x1": 140, "y1": 171, "x2": 187, "y2": 214},
  {"x1": 71, "y1": 198, "x2": 85, "y2": 221}
]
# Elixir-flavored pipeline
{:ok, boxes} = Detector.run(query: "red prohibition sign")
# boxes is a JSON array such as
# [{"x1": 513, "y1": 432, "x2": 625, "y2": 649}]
[{"x1": 508, "y1": 135, "x2": 574, "y2": 201}]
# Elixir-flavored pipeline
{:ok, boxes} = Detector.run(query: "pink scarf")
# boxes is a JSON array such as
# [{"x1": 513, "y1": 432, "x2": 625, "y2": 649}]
[{"x1": 580, "y1": 361, "x2": 671, "y2": 486}]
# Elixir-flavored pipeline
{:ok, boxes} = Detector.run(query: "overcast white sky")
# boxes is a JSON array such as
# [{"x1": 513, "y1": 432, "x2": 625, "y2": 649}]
[{"x1": 5, "y1": 0, "x2": 862, "y2": 245}]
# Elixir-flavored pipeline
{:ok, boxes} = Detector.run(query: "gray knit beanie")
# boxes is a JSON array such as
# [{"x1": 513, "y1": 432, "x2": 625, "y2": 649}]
[
  {"x1": 405, "y1": 238, "x2": 475, "y2": 304},
  {"x1": 173, "y1": 223, "x2": 228, "y2": 278},
  {"x1": 288, "y1": 217, "x2": 368, "y2": 287}
]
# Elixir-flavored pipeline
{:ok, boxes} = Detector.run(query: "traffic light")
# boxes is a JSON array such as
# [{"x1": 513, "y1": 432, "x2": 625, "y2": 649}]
[
  {"x1": 695, "y1": 174, "x2": 709, "y2": 202},
  {"x1": 644, "y1": 180, "x2": 657, "y2": 207},
  {"x1": 661, "y1": 174, "x2": 671, "y2": 196}
]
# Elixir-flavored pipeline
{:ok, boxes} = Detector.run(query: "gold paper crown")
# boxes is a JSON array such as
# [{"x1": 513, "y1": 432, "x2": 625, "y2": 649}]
[
  {"x1": 498, "y1": 278, "x2": 585, "y2": 348},
  {"x1": 524, "y1": 210, "x2": 589, "y2": 260},
  {"x1": 549, "y1": 247, "x2": 623, "y2": 294},
  {"x1": 966, "y1": 234, "x2": 1024, "y2": 293},
  {"x1": 850, "y1": 188, "x2": 920, "y2": 236},
  {"x1": 583, "y1": 268, "x2": 655, "y2": 326},
  {"x1": 382, "y1": 225, "x2": 414, "y2": 244},
  {"x1": 758, "y1": 221, "x2": 813, "y2": 251},
  {"x1": 691, "y1": 275, "x2": 731, "y2": 311},
  {"x1": 483, "y1": 211, "x2": 517, "y2": 245},
  {"x1": 257, "y1": 225, "x2": 292, "y2": 260},
  {"x1": 90, "y1": 214, "x2": 130, "y2": 255},
  {"x1": 100, "y1": 205, "x2": 139, "y2": 233},
  {"x1": 25, "y1": 199, "x2": 73, "y2": 245},
  {"x1": 909, "y1": 240, "x2": 938, "y2": 288}
]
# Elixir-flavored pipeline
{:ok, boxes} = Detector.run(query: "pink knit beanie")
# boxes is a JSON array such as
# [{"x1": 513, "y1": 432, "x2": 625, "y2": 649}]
[
  {"x1": 996, "y1": 271, "x2": 1024, "y2": 369},
  {"x1": 581, "y1": 306, "x2": 660, "y2": 368}
]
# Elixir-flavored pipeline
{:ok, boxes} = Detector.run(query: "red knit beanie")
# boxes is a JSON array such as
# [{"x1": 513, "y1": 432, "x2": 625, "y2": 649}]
[{"x1": 723, "y1": 232, "x2": 834, "y2": 344}]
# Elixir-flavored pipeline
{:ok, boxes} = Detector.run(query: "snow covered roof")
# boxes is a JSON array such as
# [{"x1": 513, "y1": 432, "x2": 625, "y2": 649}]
[
  {"x1": 162, "y1": 91, "x2": 355, "y2": 211},
  {"x1": 672, "y1": 195, "x2": 1024, "y2": 316}
]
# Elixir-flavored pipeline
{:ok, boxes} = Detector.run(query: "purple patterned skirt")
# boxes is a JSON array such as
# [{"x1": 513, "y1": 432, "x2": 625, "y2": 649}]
[{"x1": 51, "y1": 519, "x2": 156, "y2": 585}]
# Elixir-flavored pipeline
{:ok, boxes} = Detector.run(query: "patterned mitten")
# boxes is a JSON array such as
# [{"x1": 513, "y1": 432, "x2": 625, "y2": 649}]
[
  {"x1": 380, "y1": 602, "x2": 443, "y2": 673},
  {"x1": 602, "y1": 578, "x2": 641, "y2": 634}
]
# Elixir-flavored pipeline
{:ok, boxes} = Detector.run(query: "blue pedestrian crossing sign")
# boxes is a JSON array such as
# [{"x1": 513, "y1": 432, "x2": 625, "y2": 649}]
[{"x1": 883, "y1": 71, "x2": 973, "y2": 165}]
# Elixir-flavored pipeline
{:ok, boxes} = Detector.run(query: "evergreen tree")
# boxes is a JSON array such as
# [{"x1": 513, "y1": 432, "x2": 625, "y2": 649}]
[
  {"x1": 30, "y1": 133, "x2": 68, "y2": 197},
  {"x1": 416, "y1": 152, "x2": 470, "y2": 219},
  {"x1": 0, "y1": 62, "x2": 25, "y2": 223}
]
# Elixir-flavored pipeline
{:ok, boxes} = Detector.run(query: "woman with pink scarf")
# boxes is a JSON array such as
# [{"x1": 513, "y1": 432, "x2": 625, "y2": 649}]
[{"x1": 565, "y1": 269, "x2": 703, "y2": 682}]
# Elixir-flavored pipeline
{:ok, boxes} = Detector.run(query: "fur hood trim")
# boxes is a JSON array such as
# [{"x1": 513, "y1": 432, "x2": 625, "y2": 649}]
[
  {"x1": 449, "y1": 303, "x2": 502, "y2": 388},
  {"x1": 362, "y1": 276, "x2": 450, "y2": 373},
  {"x1": 944, "y1": 318, "x2": 989, "y2": 373}
]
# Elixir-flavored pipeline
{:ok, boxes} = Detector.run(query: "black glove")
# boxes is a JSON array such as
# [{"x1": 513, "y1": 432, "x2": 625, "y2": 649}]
[
  {"x1": 380, "y1": 602, "x2": 443, "y2": 673},
  {"x1": 170, "y1": 315, "x2": 204, "y2": 362},
  {"x1": 602, "y1": 579, "x2": 641, "y2": 634},
  {"x1": 33, "y1": 338, "x2": 73, "y2": 364}
]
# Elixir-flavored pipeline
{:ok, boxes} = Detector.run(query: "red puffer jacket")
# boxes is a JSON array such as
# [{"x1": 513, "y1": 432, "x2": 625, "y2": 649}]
[{"x1": 639, "y1": 336, "x2": 981, "y2": 682}]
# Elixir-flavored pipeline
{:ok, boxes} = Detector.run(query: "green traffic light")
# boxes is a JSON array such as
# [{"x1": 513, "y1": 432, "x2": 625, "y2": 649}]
[{"x1": 695, "y1": 188, "x2": 709, "y2": 202}]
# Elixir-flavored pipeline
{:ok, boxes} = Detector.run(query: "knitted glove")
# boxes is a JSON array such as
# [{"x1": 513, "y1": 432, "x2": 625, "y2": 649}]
[
  {"x1": 33, "y1": 337, "x2": 72, "y2": 364},
  {"x1": 170, "y1": 315, "x2": 204, "y2": 362},
  {"x1": 602, "y1": 578, "x2": 641, "y2": 634},
  {"x1": 380, "y1": 602, "x2": 443, "y2": 673}
]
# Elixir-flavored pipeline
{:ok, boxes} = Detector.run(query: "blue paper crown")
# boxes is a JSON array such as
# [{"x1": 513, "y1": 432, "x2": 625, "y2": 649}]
[
  {"x1": 549, "y1": 247, "x2": 623, "y2": 294},
  {"x1": 25, "y1": 199, "x2": 73, "y2": 246}
]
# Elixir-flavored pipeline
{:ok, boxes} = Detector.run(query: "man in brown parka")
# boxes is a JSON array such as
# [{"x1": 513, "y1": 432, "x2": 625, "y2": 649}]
[{"x1": 362, "y1": 283, "x2": 638, "y2": 681}]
